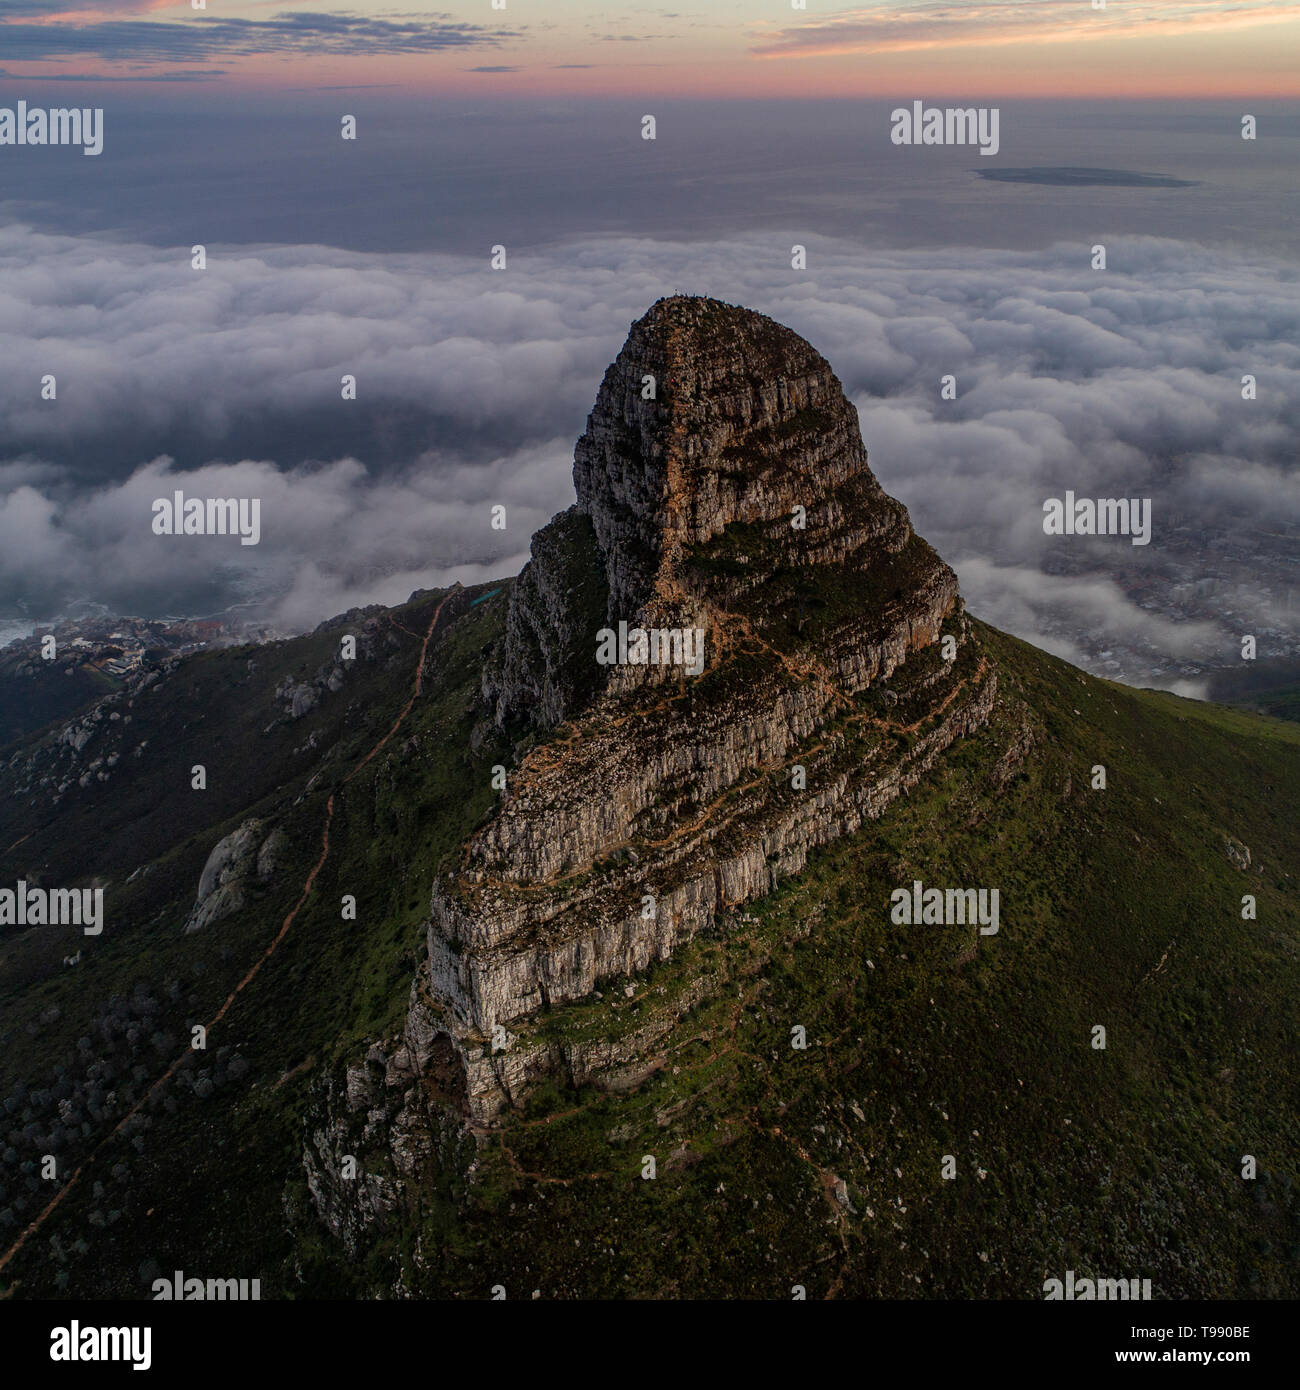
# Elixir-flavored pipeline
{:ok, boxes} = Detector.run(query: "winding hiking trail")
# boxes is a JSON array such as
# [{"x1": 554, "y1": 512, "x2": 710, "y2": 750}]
[{"x1": 0, "y1": 586, "x2": 458, "y2": 1284}]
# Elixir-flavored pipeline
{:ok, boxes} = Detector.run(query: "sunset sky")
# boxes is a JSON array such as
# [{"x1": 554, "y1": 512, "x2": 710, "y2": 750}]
[
  {"x1": 1, "y1": 1, "x2": 1296, "y2": 666},
  {"x1": 1, "y1": 0, "x2": 1297, "y2": 99}
]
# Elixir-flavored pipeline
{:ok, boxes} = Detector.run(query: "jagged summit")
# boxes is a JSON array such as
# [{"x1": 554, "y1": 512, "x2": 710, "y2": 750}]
[
  {"x1": 488, "y1": 294, "x2": 955, "y2": 731},
  {"x1": 575, "y1": 295, "x2": 888, "y2": 598},
  {"x1": 576, "y1": 294, "x2": 871, "y2": 554},
  {"x1": 420, "y1": 298, "x2": 999, "y2": 1120}
]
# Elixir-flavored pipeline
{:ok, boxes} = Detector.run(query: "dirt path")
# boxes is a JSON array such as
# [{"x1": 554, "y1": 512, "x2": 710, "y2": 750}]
[{"x1": 0, "y1": 588, "x2": 457, "y2": 1283}]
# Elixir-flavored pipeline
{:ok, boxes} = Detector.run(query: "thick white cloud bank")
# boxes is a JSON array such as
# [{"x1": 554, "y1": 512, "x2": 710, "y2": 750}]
[{"x1": 0, "y1": 221, "x2": 1295, "y2": 685}]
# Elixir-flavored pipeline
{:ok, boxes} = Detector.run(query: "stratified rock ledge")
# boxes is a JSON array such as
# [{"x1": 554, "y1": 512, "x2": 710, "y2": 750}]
[{"x1": 423, "y1": 295, "x2": 998, "y2": 1121}]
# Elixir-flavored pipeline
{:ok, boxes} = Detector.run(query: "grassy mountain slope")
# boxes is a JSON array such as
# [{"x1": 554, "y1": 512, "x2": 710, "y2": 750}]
[
  {"x1": 391, "y1": 621, "x2": 1297, "y2": 1299},
  {"x1": 0, "y1": 585, "x2": 511, "y2": 1296},
  {"x1": 1209, "y1": 658, "x2": 1300, "y2": 725},
  {"x1": 0, "y1": 650, "x2": 118, "y2": 752},
  {"x1": 0, "y1": 597, "x2": 1296, "y2": 1299}
]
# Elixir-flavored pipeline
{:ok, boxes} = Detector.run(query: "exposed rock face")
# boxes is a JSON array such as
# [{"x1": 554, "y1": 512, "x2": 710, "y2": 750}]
[
  {"x1": 486, "y1": 294, "x2": 953, "y2": 728},
  {"x1": 185, "y1": 818, "x2": 281, "y2": 933},
  {"x1": 486, "y1": 509, "x2": 608, "y2": 734},
  {"x1": 421, "y1": 295, "x2": 997, "y2": 1122}
]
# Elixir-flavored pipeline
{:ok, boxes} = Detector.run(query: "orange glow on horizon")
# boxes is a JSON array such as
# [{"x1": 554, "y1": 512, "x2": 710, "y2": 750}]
[{"x1": 0, "y1": 3, "x2": 1295, "y2": 101}]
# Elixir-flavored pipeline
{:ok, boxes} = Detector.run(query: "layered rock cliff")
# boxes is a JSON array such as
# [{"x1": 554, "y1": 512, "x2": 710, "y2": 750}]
[{"x1": 420, "y1": 295, "x2": 997, "y2": 1121}]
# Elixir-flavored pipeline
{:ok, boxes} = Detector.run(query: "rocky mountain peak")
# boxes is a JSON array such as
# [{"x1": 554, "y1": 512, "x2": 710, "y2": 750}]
[
  {"x1": 433, "y1": 298, "x2": 998, "y2": 1120},
  {"x1": 488, "y1": 294, "x2": 948, "y2": 731},
  {"x1": 573, "y1": 295, "x2": 877, "y2": 614}
]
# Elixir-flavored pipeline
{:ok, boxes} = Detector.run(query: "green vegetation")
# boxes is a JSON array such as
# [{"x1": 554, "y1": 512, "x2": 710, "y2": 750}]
[
  {"x1": 400, "y1": 623, "x2": 1300, "y2": 1300},
  {"x1": 1, "y1": 605, "x2": 1296, "y2": 1300},
  {"x1": 0, "y1": 653, "x2": 119, "y2": 749},
  {"x1": 685, "y1": 502, "x2": 944, "y2": 654},
  {"x1": 1209, "y1": 657, "x2": 1300, "y2": 725},
  {"x1": 0, "y1": 586, "x2": 510, "y2": 1298}
]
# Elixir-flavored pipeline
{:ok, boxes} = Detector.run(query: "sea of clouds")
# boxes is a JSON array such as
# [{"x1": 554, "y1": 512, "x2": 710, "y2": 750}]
[{"x1": 0, "y1": 220, "x2": 1295, "y2": 680}]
